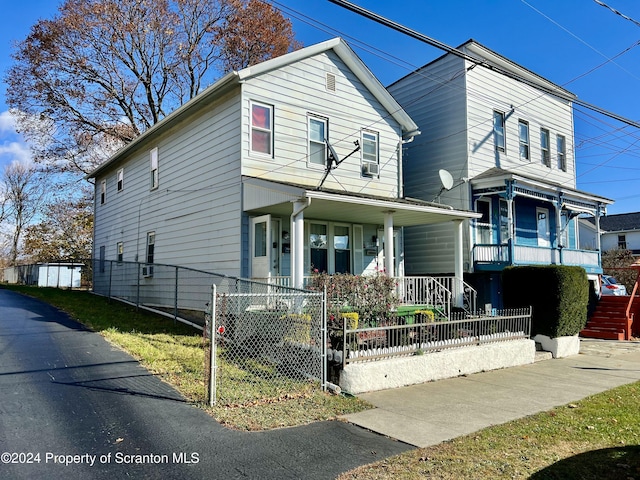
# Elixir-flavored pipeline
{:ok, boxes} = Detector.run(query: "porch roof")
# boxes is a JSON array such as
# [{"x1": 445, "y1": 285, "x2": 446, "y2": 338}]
[
  {"x1": 243, "y1": 177, "x2": 480, "y2": 226},
  {"x1": 470, "y1": 168, "x2": 613, "y2": 211}
]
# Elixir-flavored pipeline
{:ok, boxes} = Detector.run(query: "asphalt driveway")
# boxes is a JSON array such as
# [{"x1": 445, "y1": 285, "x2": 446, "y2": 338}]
[{"x1": 0, "y1": 289, "x2": 411, "y2": 479}]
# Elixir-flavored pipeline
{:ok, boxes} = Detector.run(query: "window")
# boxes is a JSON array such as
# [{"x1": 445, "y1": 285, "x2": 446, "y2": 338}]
[
  {"x1": 618, "y1": 234, "x2": 627, "y2": 250},
  {"x1": 117, "y1": 242, "x2": 124, "y2": 262},
  {"x1": 100, "y1": 180, "x2": 106, "y2": 205},
  {"x1": 560, "y1": 212, "x2": 569, "y2": 248},
  {"x1": 476, "y1": 199, "x2": 492, "y2": 244},
  {"x1": 518, "y1": 120, "x2": 530, "y2": 160},
  {"x1": 250, "y1": 102, "x2": 273, "y2": 156},
  {"x1": 310, "y1": 223, "x2": 328, "y2": 272},
  {"x1": 499, "y1": 199, "x2": 510, "y2": 243},
  {"x1": 362, "y1": 130, "x2": 379, "y2": 176},
  {"x1": 557, "y1": 135, "x2": 566, "y2": 171},
  {"x1": 254, "y1": 221, "x2": 267, "y2": 257},
  {"x1": 117, "y1": 168, "x2": 124, "y2": 191},
  {"x1": 309, "y1": 116, "x2": 328, "y2": 165},
  {"x1": 540, "y1": 128, "x2": 550, "y2": 167},
  {"x1": 146, "y1": 232, "x2": 155, "y2": 264},
  {"x1": 334, "y1": 225, "x2": 351, "y2": 274},
  {"x1": 99, "y1": 245, "x2": 106, "y2": 273},
  {"x1": 150, "y1": 147, "x2": 158, "y2": 189},
  {"x1": 493, "y1": 111, "x2": 505, "y2": 152},
  {"x1": 537, "y1": 208, "x2": 550, "y2": 247}
]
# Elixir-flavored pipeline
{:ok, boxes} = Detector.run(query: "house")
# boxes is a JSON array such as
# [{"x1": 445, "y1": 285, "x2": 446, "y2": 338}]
[
  {"x1": 388, "y1": 40, "x2": 613, "y2": 308},
  {"x1": 592, "y1": 212, "x2": 640, "y2": 257},
  {"x1": 87, "y1": 38, "x2": 479, "y2": 302}
]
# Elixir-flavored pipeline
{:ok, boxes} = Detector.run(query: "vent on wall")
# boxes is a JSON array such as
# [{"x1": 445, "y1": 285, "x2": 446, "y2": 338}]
[{"x1": 326, "y1": 73, "x2": 336, "y2": 92}]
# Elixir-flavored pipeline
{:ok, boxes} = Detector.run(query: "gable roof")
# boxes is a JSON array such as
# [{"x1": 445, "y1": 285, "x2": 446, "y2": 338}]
[
  {"x1": 597, "y1": 212, "x2": 640, "y2": 232},
  {"x1": 389, "y1": 39, "x2": 575, "y2": 103},
  {"x1": 88, "y1": 37, "x2": 418, "y2": 179}
]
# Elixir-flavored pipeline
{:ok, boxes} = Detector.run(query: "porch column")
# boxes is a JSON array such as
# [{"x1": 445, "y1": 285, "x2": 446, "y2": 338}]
[
  {"x1": 384, "y1": 211, "x2": 395, "y2": 277},
  {"x1": 595, "y1": 206, "x2": 602, "y2": 252},
  {"x1": 453, "y1": 219, "x2": 464, "y2": 308},
  {"x1": 291, "y1": 198, "x2": 310, "y2": 289}
]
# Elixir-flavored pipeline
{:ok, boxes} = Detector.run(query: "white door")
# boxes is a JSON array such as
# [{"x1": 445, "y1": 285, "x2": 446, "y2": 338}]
[
  {"x1": 536, "y1": 208, "x2": 550, "y2": 247},
  {"x1": 250, "y1": 215, "x2": 280, "y2": 279}
]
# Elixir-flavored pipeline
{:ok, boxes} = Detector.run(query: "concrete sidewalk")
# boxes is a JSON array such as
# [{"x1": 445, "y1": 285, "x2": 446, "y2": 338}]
[{"x1": 341, "y1": 339, "x2": 640, "y2": 448}]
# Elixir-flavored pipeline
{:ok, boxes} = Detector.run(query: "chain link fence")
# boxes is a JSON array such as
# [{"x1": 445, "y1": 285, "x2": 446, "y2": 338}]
[{"x1": 208, "y1": 282, "x2": 326, "y2": 406}]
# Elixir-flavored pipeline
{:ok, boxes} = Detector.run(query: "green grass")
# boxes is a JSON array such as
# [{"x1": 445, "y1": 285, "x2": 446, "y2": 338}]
[{"x1": 1, "y1": 285, "x2": 371, "y2": 430}]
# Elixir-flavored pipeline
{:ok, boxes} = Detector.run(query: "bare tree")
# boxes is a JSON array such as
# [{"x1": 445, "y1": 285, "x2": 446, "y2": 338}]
[
  {"x1": 0, "y1": 161, "x2": 48, "y2": 265},
  {"x1": 6, "y1": 0, "x2": 300, "y2": 175}
]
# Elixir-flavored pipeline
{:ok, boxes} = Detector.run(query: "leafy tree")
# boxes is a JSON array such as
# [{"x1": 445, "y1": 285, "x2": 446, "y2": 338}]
[
  {"x1": 22, "y1": 196, "x2": 93, "y2": 262},
  {"x1": 6, "y1": 0, "x2": 300, "y2": 174}
]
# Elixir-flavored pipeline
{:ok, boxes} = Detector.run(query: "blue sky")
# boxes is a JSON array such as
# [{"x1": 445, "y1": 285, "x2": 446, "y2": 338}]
[{"x1": 1, "y1": 0, "x2": 639, "y2": 214}]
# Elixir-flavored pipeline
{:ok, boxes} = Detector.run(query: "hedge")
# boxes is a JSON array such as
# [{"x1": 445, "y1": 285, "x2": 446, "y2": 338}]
[{"x1": 502, "y1": 265, "x2": 589, "y2": 338}]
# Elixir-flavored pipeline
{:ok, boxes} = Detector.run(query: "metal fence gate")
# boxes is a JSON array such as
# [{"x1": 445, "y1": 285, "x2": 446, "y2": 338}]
[{"x1": 208, "y1": 283, "x2": 326, "y2": 407}]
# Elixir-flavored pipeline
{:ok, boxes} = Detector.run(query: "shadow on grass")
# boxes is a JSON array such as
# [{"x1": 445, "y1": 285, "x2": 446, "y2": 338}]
[{"x1": 530, "y1": 445, "x2": 640, "y2": 480}]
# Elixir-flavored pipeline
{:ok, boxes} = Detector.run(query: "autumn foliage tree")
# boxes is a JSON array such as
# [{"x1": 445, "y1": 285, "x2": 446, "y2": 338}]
[{"x1": 7, "y1": 0, "x2": 300, "y2": 174}]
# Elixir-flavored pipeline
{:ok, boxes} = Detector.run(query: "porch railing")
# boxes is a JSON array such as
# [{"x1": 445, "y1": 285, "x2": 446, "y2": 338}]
[
  {"x1": 473, "y1": 244, "x2": 601, "y2": 269},
  {"x1": 255, "y1": 275, "x2": 477, "y2": 315},
  {"x1": 343, "y1": 307, "x2": 532, "y2": 364}
]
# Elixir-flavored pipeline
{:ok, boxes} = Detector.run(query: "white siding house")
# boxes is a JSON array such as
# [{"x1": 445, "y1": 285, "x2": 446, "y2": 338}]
[
  {"x1": 88, "y1": 38, "x2": 479, "y2": 292},
  {"x1": 388, "y1": 40, "x2": 613, "y2": 307}
]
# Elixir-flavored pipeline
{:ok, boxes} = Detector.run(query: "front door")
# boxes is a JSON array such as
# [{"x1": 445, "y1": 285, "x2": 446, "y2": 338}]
[
  {"x1": 536, "y1": 207, "x2": 550, "y2": 247},
  {"x1": 250, "y1": 215, "x2": 280, "y2": 279}
]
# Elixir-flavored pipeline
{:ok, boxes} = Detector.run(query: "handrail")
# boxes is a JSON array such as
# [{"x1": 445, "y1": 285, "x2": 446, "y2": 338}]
[{"x1": 624, "y1": 267, "x2": 640, "y2": 341}]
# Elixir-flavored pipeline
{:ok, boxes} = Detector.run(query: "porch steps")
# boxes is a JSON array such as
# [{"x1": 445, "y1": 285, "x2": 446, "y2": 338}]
[{"x1": 580, "y1": 296, "x2": 636, "y2": 341}]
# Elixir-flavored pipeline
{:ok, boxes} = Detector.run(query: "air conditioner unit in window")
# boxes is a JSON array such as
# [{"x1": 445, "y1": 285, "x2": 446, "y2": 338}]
[
  {"x1": 362, "y1": 162, "x2": 379, "y2": 176},
  {"x1": 142, "y1": 265, "x2": 154, "y2": 277}
]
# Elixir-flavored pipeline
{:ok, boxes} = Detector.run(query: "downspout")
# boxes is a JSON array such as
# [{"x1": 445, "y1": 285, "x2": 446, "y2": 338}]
[{"x1": 291, "y1": 197, "x2": 311, "y2": 289}]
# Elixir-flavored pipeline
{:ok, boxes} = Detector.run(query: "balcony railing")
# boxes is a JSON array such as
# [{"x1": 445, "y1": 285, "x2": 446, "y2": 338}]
[{"x1": 473, "y1": 244, "x2": 601, "y2": 270}]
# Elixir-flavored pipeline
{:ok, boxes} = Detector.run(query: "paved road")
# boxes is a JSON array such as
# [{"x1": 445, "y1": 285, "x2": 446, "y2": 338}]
[{"x1": 0, "y1": 289, "x2": 411, "y2": 479}]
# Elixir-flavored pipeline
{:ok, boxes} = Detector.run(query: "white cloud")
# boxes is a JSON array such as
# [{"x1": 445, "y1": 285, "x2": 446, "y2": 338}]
[
  {"x1": 0, "y1": 110, "x2": 17, "y2": 134},
  {"x1": 0, "y1": 141, "x2": 32, "y2": 166}
]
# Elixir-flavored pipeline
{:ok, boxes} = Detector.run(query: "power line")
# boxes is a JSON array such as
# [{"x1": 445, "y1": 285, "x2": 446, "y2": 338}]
[
  {"x1": 329, "y1": 0, "x2": 640, "y2": 130},
  {"x1": 594, "y1": 0, "x2": 640, "y2": 28}
]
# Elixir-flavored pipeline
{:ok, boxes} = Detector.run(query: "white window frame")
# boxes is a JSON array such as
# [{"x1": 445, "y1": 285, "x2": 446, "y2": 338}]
[
  {"x1": 116, "y1": 242, "x2": 124, "y2": 262},
  {"x1": 117, "y1": 168, "x2": 124, "y2": 192},
  {"x1": 493, "y1": 111, "x2": 505, "y2": 152},
  {"x1": 540, "y1": 128, "x2": 551, "y2": 167},
  {"x1": 518, "y1": 120, "x2": 530, "y2": 161},
  {"x1": 146, "y1": 232, "x2": 155, "y2": 265},
  {"x1": 361, "y1": 130, "x2": 379, "y2": 177},
  {"x1": 557, "y1": 135, "x2": 566, "y2": 171},
  {"x1": 308, "y1": 115, "x2": 328, "y2": 166},
  {"x1": 476, "y1": 198, "x2": 493, "y2": 244},
  {"x1": 150, "y1": 147, "x2": 159, "y2": 190},
  {"x1": 250, "y1": 101, "x2": 273, "y2": 157}
]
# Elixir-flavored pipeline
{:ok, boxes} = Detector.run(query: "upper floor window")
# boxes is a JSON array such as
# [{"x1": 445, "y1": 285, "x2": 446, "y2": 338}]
[
  {"x1": 493, "y1": 111, "x2": 505, "y2": 152},
  {"x1": 117, "y1": 242, "x2": 124, "y2": 262},
  {"x1": 557, "y1": 135, "x2": 566, "y2": 171},
  {"x1": 362, "y1": 130, "x2": 379, "y2": 177},
  {"x1": 100, "y1": 179, "x2": 106, "y2": 205},
  {"x1": 117, "y1": 168, "x2": 124, "y2": 191},
  {"x1": 150, "y1": 147, "x2": 159, "y2": 190},
  {"x1": 309, "y1": 116, "x2": 328, "y2": 166},
  {"x1": 618, "y1": 234, "x2": 627, "y2": 250},
  {"x1": 250, "y1": 102, "x2": 273, "y2": 156},
  {"x1": 518, "y1": 120, "x2": 530, "y2": 160},
  {"x1": 540, "y1": 128, "x2": 551, "y2": 167}
]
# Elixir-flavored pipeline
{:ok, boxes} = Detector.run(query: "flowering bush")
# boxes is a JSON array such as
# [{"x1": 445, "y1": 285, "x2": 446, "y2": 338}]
[{"x1": 309, "y1": 271, "x2": 399, "y2": 329}]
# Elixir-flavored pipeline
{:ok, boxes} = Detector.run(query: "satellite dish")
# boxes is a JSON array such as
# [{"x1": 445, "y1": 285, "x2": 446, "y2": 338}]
[
  {"x1": 439, "y1": 169, "x2": 454, "y2": 190},
  {"x1": 327, "y1": 142, "x2": 339, "y2": 167}
]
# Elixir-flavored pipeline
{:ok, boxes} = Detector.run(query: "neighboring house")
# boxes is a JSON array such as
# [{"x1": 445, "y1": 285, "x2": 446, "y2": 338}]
[
  {"x1": 388, "y1": 40, "x2": 613, "y2": 308},
  {"x1": 594, "y1": 212, "x2": 640, "y2": 256},
  {"x1": 87, "y1": 38, "x2": 478, "y2": 297}
]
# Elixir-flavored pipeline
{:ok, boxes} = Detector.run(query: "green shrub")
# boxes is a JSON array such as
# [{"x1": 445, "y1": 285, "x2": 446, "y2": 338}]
[{"x1": 502, "y1": 265, "x2": 589, "y2": 337}]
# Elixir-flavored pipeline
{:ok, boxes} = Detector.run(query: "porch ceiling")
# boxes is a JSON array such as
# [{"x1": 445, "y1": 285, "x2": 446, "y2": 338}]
[{"x1": 243, "y1": 177, "x2": 480, "y2": 226}]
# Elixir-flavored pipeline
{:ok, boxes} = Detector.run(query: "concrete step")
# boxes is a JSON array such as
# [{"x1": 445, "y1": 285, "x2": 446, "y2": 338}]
[{"x1": 534, "y1": 350, "x2": 553, "y2": 362}]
